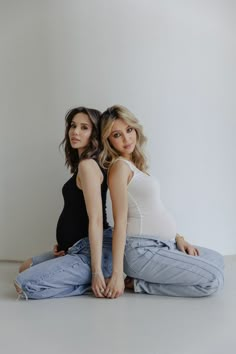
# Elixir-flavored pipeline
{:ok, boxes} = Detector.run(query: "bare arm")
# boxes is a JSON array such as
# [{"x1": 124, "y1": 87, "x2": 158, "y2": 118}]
[
  {"x1": 79, "y1": 159, "x2": 105, "y2": 297},
  {"x1": 104, "y1": 160, "x2": 132, "y2": 299}
]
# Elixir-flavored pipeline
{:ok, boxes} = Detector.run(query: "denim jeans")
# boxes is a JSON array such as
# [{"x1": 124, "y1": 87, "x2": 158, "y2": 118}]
[
  {"x1": 124, "y1": 237, "x2": 224, "y2": 297},
  {"x1": 15, "y1": 227, "x2": 113, "y2": 299}
]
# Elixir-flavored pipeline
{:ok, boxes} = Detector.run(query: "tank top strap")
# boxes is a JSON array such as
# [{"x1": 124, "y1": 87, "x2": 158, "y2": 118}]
[{"x1": 115, "y1": 158, "x2": 136, "y2": 172}]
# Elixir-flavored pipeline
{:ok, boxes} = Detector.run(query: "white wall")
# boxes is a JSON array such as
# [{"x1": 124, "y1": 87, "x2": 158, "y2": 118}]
[{"x1": 0, "y1": 0, "x2": 235, "y2": 260}]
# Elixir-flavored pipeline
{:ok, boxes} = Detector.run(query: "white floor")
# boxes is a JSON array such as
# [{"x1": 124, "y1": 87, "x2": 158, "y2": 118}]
[{"x1": 1, "y1": 256, "x2": 236, "y2": 354}]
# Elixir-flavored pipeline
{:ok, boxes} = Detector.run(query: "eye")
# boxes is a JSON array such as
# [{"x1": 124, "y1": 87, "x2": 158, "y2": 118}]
[
  {"x1": 113, "y1": 132, "x2": 121, "y2": 138},
  {"x1": 70, "y1": 122, "x2": 76, "y2": 128},
  {"x1": 81, "y1": 125, "x2": 89, "y2": 130},
  {"x1": 127, "y1": 127, "x2": 133, "y2": 133}
]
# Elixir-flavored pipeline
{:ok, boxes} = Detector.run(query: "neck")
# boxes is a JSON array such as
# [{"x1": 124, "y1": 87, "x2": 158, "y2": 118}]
[{"x1": 120, "y1": 154, "x2": 132, "y2": 161}]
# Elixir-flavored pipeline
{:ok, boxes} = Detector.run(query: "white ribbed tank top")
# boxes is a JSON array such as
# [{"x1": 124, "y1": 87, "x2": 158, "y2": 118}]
[{"x1": 115, "y1": 158, "x2": 177, "y2": 241}]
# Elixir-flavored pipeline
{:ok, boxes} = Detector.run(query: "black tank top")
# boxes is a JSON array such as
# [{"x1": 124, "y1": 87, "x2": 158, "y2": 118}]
[{"x1": 56, "y1": 163, "x2": 110, "y2": 251}]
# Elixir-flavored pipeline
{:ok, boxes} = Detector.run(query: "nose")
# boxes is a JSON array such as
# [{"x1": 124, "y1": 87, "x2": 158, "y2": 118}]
[
  {"x1": 73, "y1": 127, "x2": 81, "y2": 136},
  {"x1": 122, "y1": 133, "x2": 130, "y2": 143}
]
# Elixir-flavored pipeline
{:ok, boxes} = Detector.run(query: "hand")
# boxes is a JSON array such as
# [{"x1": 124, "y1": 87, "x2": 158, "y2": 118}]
[
  {"x1": 91, "y1": 271, "x2": 107, "y2": 298},
  {"x1": 53, "y1": 244, "x2": 65, "y2": 257},
  {"x1": 104, "y1": 273, "x2": 125, "y2": 299},
  {"x1": 176, "y1": 235, "x2": 199, "y2": 256}
]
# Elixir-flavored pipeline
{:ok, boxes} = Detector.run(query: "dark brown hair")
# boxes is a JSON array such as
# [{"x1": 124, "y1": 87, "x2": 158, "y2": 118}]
[{"x1": 60, "y1": 107, "x2": 101, "y2": 173}]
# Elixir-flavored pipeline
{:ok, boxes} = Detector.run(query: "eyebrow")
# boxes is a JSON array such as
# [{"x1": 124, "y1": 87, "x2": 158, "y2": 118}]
[
  {"x1": 111, "y1": 125, "x2": 131, "y2": 134},
  {"x1": 71, "y1": 120, "x2": 90, "y2": 126},
  {"x1": 111, "y1": 129, "x2": 121, "y2": 134}
]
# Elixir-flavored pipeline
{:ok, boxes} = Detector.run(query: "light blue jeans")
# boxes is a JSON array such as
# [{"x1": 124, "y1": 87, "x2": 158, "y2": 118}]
[
  {"x1": 124, "y1": 237, "x2": 224, "y2": 297},
  {"x1": 15, "y1": 227, "x2": 113, "y2": 299}
]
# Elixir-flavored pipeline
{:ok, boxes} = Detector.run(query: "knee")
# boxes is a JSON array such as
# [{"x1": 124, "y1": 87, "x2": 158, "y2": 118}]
[
  {"x1": 212, "y1": 254, "x2": 224, "y2": 293},
  {"x1": 199, "y1": 250, "x2": 224, "y2": 296},
  {"x1": 202, "y1": 267, "x2": 224, "y2": 296}
]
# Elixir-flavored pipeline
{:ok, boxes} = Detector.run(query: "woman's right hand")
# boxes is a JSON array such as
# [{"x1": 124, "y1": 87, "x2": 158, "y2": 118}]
[
  {"x1": 53, "y1": 244, "x2": 65, "y2": 257},
  {"x1": 175, "y1": 235, "x2": 199, "y2": 256},
  {"x1": 104, "y1": 273, "x2": 125, "y2": 299}
]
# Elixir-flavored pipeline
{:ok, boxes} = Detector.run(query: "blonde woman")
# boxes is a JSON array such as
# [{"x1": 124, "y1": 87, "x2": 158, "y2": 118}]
[{"x1": 99, "y1": 105, "x2": 224, "y2": 299}]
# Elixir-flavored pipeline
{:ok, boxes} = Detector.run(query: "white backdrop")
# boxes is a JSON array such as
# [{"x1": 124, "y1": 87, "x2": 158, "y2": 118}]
[{"x1": 0, "y1": 0, "x2": 235, "y2": 260}]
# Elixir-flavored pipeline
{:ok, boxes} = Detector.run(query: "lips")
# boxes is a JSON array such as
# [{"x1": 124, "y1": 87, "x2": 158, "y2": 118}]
[
  {"x1": 71, "y1": 138, "x2": 80, "y2": 143},
  {"x1": 124, "y1": 143, "x2": 133, "y2": 149}
]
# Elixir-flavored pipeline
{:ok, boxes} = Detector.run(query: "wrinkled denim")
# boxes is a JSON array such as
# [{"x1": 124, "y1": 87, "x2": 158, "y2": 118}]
[
  {"x1": 124, "y1": 237, "x2": 224, "y2": 297},
  {"x1": 15, "y1": 227, "x2": 112, "y2": 299}
]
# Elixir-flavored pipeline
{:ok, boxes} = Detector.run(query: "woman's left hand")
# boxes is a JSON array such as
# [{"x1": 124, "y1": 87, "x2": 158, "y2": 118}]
[
  {"x1": 176, "y1": 235, "x2": 199, "y2": 256},
  {"x1": 104, "y1": 273, "x2": 125, "y2": 299}
]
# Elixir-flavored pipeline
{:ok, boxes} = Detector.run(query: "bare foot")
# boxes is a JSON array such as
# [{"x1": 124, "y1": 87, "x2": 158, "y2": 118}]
[
  {"x1": 19, "y1": 258, "x2": 33, "y2": 273},
  {"x1": 14, "y1": 282, "x2": 22, "y2": 295},
  {"x1": 125, "y1": 276, "x2": 134, "y2": 290}
]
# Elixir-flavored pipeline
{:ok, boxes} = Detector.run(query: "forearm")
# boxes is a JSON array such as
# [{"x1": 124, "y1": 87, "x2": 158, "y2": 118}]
[
  {"x1": 112, "y1": 225, "x2": 126, "y2": 275},
  {"x1": 89, "y1": 221, "x2": 103, "y2": 273}
]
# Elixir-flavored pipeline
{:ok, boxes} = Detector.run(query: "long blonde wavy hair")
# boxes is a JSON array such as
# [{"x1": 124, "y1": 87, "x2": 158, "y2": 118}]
[{"x1": 99, "y1": 105, "x2": 148, "y2": 172}]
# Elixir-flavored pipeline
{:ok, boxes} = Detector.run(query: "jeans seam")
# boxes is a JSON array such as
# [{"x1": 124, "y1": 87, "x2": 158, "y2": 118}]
[{"x1": 125, "y1": 246, "x2": 224, "y2": 284}]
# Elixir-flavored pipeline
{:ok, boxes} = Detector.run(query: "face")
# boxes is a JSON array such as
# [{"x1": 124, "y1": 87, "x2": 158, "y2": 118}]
[
  {"x1": 68, "y1": 112, "x2": 93, "y2": 154},
  {"x1": 108, "y1": 118, "x2": 137, "y2": 159}
]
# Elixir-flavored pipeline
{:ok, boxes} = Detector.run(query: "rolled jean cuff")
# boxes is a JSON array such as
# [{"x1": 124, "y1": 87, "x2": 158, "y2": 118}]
[
  {"x1": 14, "y1": 281, "x2": 29, "y2": 300},
  {"x1": 133, "y1": 279, "x2": 143, "y2": 293}
]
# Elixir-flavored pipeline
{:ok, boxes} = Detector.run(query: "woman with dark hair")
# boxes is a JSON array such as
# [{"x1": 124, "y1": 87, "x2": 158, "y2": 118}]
[{"x1": 15, "y1": 107, "x2": 112, "y2": 299}]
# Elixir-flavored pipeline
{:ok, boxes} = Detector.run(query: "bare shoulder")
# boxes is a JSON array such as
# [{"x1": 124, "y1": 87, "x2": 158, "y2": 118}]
[
  {"x1": 79, "y1": 159, "x2": 99, "y2": 170},
  {"x1": 110, "y1": 159, "x2": 130, "y2": 173},
  {"x1": 109, "y1": 159, "x2": 131, "y2": 183},
  {"x1": 79, "y1": 159, "x2": 102, "y2": 179}
]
